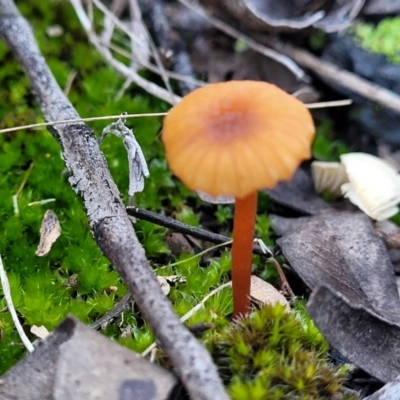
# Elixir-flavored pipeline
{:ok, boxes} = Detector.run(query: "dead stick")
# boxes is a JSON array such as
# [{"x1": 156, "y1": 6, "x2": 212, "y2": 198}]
[
  {"x1": 128, "y1": 206, "x2": 294, "y2": 296},
  {"x1": 269, "y1": 39, "x2": 400, "y2": 116},
  {"x1": 127, "y1": 206, "x2": 232, "y2": 245}
]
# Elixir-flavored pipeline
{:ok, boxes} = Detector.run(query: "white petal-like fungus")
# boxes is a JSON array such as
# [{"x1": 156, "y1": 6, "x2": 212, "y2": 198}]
[
  {"x1": 340, "y1": 153, "x2": 400, "y2": 221},
  {"x1": 311, "y1": 161, "x2": 348, "y2": 196}
]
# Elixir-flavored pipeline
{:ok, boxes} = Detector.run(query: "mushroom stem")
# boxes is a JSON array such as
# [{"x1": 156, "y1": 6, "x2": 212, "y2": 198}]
[{"x1": 231, "y1": 191, "x2": 258, "y2": 318}]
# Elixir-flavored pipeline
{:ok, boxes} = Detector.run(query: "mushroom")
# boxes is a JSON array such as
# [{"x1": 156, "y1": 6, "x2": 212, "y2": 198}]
[
  {"x1": 311, "y1": 161, "x2": 348, "y2": 197},
  {"x1": 162, "y1": 80, "x2": 315, "y2": 317},
  {"x1": 340, "y1": 152, "x2": 400, "y2": 221}
]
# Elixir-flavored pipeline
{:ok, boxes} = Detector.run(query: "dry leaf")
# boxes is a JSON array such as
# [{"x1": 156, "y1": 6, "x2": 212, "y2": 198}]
[
  {"x1": 30, "y1": 325, "x2": 50, "y2": 339},
  {"x1": 277, "y1": 211, "x2": 400, "y2": 322},
  {"x1": 277, "y1": 211, "x2": 400, "y2": 382},
  {"x1": 35, "y1": 210, "x2": 61, "y2": 257},
  {"x1": 265, "y1": 167, "x2": 333, "y2": 216},
  {"x1": 308, "y1": 285, "x2": 400, "y2": 383},
  {"x1": 165, "y1": 233, "x2": 194, "y2": 255},
  {"x1": 157, "y1": 276, "x2": 170, "y2": 296},
  {"x1": 364, "y1": 375, "x2": 400, "y2": 400},
  {"x1": 0, "y1": 316, "x2": 177, "y2": 399},
  {"x1": 250, "y1": 275, "x2": 290, "y2": 311}
]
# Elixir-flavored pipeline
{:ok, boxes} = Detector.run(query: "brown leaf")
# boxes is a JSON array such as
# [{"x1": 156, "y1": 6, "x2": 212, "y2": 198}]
[
  {"x1": 265, "y1": 167, "x2": 333, "y2": 216},
  {"x1": 250, "y1": 275, "x2": 290, "y2": 311},
  {"x1": 277, "y1": 211, "x2": 400, "y2": 323},
  {"x1": 35, "y1": 210, "x2": 61, "y2": 257},
  {"x1": 308, "y1": 285, "x2": 400, "y2": 383},
  {"x1": 0, "y1": 316, "x2": 177, "y2": 399}
]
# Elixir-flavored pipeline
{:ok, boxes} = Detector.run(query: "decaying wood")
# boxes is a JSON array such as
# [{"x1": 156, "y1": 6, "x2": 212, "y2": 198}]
[{"x1": 0, "y1": 1, "x2": 228, "y2": 399}]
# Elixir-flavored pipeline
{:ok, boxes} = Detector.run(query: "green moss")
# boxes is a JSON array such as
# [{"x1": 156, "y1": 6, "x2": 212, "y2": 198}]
[
  {"x1": 204, "y1": 304, "x2": 357, "y2": 399},
  {"x1": 352, "y1": 17, "x2": 400, "y2": 64}
]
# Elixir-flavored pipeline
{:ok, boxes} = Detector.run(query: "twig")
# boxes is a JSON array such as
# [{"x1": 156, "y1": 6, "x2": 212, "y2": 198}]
[
  {"x1": 269, "y1": 39, "x2": 400, "y2": 116},
  {"x1": 0, "y1": 2, "x2": 228, "y2": 399},
  {"x1": 0, "y1": 255, "x2": 34, "y2": 352},
  {"x1": 127, "y1": 206, "x2": 231, "y2": 245},
  {"x1": 128, "y1": 206, "x2": 275, "y2": 257},
  {"x1": 129, "y1": 207, "x2": 293, "y2": 297},
  {"x1": 127, "y1": 0, "x2": 175, "y2": 102},
  {"x1": 71, "y1": 0, "x2": 181, "y2": 104}
]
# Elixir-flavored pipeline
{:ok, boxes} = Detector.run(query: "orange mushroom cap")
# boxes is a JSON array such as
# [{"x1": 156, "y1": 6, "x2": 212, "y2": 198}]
[{"x1": 162, "y1": 80, "x2": 315, "y2": 199}]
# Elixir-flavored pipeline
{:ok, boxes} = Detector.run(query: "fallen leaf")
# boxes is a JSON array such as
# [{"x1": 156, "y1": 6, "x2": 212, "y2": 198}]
[
  {"x1": 308, "y1": 285, "x2": 400, "y2": 383},
  {"x1": 277, "y1": 211, "x2": 400, "y2": 323},
  {"x1": 30, "y1": 325, "x2": 49, "y2": 339},
  {"x1": 157, "y1": 276, "x2": 171, "y2": 296},
  {"x1": 250, "y1": 275, "x2": 290, "y2": 311},
  {"x1": 265, "y1": 167, "x2": 333, "y2": 216},
  {"x1": 35, "y1": 210, "x2": 61, "y2": 257},
  {"x1": 364, "y1": 374, "x2": 400, "y2": 400},
  {"x1": 165, "y1": 232, "x2": 194, "y2": 255},
  {"x1": 0, "y1": 316, "x2": 177, "y2": 399}
]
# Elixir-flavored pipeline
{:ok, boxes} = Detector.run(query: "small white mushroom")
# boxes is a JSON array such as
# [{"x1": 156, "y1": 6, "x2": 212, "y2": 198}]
[
  {"x1": 311, "y1": 161, "x2": 348, "y2": 196},
  {"x1": 340, "y1": 153, "x2": 400, "y2": 221},
  {"x1": 311, "y1": 153, "x2": 400, "y2": 221}
]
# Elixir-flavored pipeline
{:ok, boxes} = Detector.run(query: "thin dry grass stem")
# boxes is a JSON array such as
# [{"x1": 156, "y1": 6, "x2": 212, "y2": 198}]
[
  {"x1": 0, "y1": 112, "x2": 167, "y2": 134},
  {"x1": 70, "y1": 0, "x2": 181, "y2": 104},
  {"x1": 270, "y1": 257, "x2": 295, "y2": 298},
  {"x1": 96, "y1": 34, "x2": 205, "y2": 88},
  {"x1": 28, "y1": 199, "x2": 56, "y2": 207},
  {"x1": 141, "y1": 281, "x2": 232, "y2": 358},
  {"x1": 127, "y1": 0, "x2": 175, "y2": 100},
  {"x1": 12, "y1": 162, "x2": 34, "y2": 215},
  {"x1": 63, "y1": 70, "x2": 78, "y2": 95},
  {"x1": 0, "y1": 255, "x2": 34, "y2": 353},
  {"x1": 306, "y1": 99, "x2": 352, "y2": 108},
  {"x1": 255, "y1": 239, "x2": 295, "y2": 298},
  {"x1": 0, "y1": 100, "x2": 349, "y2": 135}
]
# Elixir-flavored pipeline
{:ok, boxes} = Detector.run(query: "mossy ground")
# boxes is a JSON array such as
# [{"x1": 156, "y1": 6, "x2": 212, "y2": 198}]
[
  {"x1": 1, "y1": 1, "x2": 355, "y2": 398},
  {"x1": 352, "y1": 17, "x2": 400, "y2": 64}
]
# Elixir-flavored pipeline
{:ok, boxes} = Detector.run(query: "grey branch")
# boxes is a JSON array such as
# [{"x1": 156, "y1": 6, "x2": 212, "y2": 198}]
[
  {"x1": 270, "y1": 39, "x2": 400, "y2": 116},
  {"x1": 0, "y1": 1, "x2": 228, "y2": 399}
]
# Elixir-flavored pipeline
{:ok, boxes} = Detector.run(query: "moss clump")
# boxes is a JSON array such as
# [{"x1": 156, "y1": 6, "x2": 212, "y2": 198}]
[
  {"x1": 204, "y1": 304, "x2": 357, "y2": 399},
  {"x1": 352, "y1": 17, "x2": 400, "y2": 64}
]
